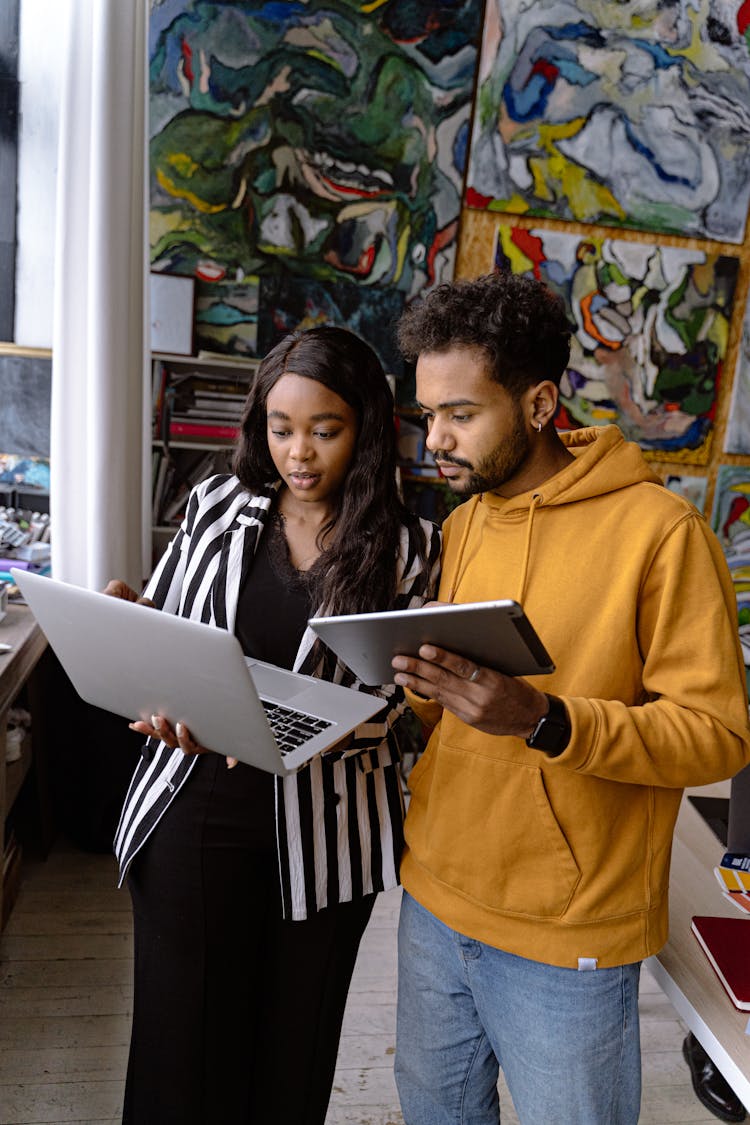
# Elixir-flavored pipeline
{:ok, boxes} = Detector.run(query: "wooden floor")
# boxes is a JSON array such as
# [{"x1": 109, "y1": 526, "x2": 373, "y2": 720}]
[{"x1": 0, "y1": 839, "x2": 731, "y2": 1125}]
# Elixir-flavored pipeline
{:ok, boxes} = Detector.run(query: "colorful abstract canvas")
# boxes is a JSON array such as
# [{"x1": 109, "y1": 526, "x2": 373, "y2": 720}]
[
  {"x1": 467, "y1": 0, "x2": 750, "y2": 243},
  {"x1": 256, "y1": 274, "x2": 406, "y2": 381},
  {"x1": 495, "y1": 226, "x2": 739, "y2": 459},
  {"x1": 664, "y1": 474, "x2": 708, "y2": 515},
  {"x1": 149, "y1": 0, "x2": 483, "y2": 309},
  {"x1": 725, "y1": 298, "x2": 750, "y2": 454},
  {"x1": 0, "y1": 454, "x2": 50, "y2": 492},
  {"x1": 195, "y1": 276, "x2": 259, "y2": 357},
  {"x1": 711, "y1": 466, "x2": 750, "y2": 671}
]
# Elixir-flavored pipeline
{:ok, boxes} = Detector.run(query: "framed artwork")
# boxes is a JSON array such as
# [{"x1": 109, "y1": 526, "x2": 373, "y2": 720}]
[
  {"x1": 711, "y1": 465, "x2": 750, "y2": 670},
  {"x1": 466, "y1": 0, "x2": 750, "y2": 243},
  {"x1": 150, "y1": 272, "x2": 195, "y2": 355},
  {"x1": 0, "y1": 453, "x2": 50, "y2": 491},
  {"x1": 195, "y1": 276, "x2": 259, "y2": 357},
  {"x1": 257, "y1": 274, "x2": 407, "y2": 381},
  {"x1": 664, "y1": 474, "x2": 708, "y2": 515},
  {"x1": 725, "y1": 297, "x2": 750, "y2": 454},
  {"x1": 494, "y1": 225, "x2": 739, "y2": 461},
  {"x1": 148, "y1": 0, "x2": 483, "y2": 302}
]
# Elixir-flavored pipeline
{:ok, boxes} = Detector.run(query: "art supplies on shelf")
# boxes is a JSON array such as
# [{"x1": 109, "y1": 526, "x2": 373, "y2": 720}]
[{"x1": 0, "y1": 505, "x2": 51, "y2": 584}]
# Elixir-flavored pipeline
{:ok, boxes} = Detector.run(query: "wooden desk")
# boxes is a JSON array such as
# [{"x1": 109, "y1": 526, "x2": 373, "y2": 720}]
[
  {"x1": 646, "y1": 784, "x2": 750, "y2": 1111},
  {"x1": 0, "y1": 602, "x2": 49, "y2": 927}
]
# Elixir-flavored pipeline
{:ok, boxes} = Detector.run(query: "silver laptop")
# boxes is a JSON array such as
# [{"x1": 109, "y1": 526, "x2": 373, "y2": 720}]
[
  {"x1": 309, "y1": 599, "x2": 555, "y2": 686},
  {"x1": 12, "y1": 568, "x2": 383, "y2": 775}
]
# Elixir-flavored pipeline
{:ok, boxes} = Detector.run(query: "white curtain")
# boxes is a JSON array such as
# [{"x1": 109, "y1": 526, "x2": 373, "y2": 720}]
[{"x1": 51, "y1": 0, "x2": 150, "y2": 591}]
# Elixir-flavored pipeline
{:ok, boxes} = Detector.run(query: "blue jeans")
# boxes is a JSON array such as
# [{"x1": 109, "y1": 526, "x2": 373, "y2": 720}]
[{"x1": 395, "y1": 892, "x2": 642, "y2": 1125}]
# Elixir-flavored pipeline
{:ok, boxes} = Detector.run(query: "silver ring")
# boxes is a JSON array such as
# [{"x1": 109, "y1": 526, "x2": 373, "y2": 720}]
[{"x1": 467, "y1": 666, "x2": 481, "y2": 683}]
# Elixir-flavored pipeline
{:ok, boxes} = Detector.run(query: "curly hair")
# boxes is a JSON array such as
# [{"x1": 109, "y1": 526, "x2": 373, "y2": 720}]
[
  {"x1": 398, "y1": 272, "x2": 572, "y2": 395},
  {"x1": 234, "y1": 325, "x2": 427, "y2": 618}
]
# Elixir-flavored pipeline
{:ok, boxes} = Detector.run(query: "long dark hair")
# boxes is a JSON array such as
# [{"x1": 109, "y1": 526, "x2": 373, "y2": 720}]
[{"x1": 234, "y1": 325, "x2": 424, "y2": 616}]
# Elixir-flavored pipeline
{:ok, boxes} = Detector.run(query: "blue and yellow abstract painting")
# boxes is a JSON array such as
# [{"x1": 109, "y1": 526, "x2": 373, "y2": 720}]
[
  {"x1": 495, "y1": 225, "x2": 739, "y2": 460},
  {"x1": 467, "y1": 0, "x2": 750, "y2": 243}
]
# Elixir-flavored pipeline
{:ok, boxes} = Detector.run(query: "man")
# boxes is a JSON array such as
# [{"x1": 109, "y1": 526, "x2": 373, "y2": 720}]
[{"x1": 391, "y1": 272, "x2": 750, "y2": 1125}]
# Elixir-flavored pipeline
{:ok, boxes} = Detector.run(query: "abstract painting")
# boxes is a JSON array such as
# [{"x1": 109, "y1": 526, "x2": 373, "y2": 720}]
[
  {"x1": 711, "y1": 465, "x2": 750, "y2": 671},
  {"x1": 495, "y1": 225, "x2": 739, "y2": 459},
  {"x1": 195, "y1": 275, "x2": 259, "y2": 357},
  {"x1": 149, "y1": 0, "x2": 483, "y2": 311},
  {"x1": 664, "y1": 473, "x2": 708, "y2": 515},
  {"x1": 256, "y1": 274, "x2": 406, "y2": 381},
  {"x1": 724, "y1": 297, "x2": 750, "y2": 454},
  {"x1": 467, "y1": 0, "x2": 750, "y2": 243}
]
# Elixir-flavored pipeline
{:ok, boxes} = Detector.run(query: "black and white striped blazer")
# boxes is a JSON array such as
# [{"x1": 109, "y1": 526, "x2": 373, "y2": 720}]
[{"x1": 114, "y1": 474, "x2": 441, "y2": 919}]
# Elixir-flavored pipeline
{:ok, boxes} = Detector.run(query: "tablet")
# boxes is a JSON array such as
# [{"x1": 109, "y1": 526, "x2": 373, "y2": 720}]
[{"x1": 309, "y1": 599, "x2": 554, "y2": 686}]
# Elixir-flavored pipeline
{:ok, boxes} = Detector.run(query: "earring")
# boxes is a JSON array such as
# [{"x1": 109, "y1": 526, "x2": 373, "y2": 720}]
[{"x1": 536, "y1": 421, "x2": 543, "y2": 433}]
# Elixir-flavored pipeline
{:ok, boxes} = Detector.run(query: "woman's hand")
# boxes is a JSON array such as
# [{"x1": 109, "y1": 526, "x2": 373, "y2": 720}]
[
  {"x1": 129, "y1": 714, "x2": 209, "y2": 755},
  {"x1": 129, "y1": 714, "x2": 239, "y2": 768},
  {"x1": 103, "y1": 579, "x2": 155, "y2": 607}
]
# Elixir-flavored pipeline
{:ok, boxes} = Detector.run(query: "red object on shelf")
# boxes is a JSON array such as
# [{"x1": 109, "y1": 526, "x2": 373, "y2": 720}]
[{"x1": 169, "y1": 421, "x2": 239, "y2": 440}]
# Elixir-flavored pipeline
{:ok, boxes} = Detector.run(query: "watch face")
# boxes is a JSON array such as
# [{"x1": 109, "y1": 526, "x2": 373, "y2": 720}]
[
  {"x1": 527, "y1": 697, "x2": 570, "y2": 753},
  {"x1": 530, "y1": 717, "x2": 566, "y2": 751}
]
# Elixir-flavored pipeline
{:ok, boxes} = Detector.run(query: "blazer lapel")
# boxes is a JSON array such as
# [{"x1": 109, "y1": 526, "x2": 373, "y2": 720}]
[{"x1": 212, "y1": 484, "x2": 278, "y2": 634}]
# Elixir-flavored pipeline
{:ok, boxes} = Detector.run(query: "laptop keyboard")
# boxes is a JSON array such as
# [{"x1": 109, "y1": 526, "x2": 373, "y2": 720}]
[{"x1": 261, "y1": 700, "x2": 333, "y2": 755}]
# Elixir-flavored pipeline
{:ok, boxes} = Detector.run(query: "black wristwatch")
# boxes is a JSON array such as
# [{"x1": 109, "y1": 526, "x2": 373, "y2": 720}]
[{"x1": 525, "y1": 694, "x2": 571, "y2": 757}]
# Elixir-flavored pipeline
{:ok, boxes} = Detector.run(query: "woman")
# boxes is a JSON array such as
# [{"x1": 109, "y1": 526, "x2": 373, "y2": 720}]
[{"x1": 108, "y1": 326, "x2": 441, "y2": 1125}]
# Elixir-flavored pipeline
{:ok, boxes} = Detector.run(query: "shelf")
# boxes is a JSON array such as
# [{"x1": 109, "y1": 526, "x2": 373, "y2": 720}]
[
  {"x1": 151, "y1": 353, "x2": 245, "y2": 542},
  {"x1": 153, "y1": 350, "x2": 258, "y2": 373},
  {"x1": 153, "y1": 439, "x2": 236, "y2": 452}
]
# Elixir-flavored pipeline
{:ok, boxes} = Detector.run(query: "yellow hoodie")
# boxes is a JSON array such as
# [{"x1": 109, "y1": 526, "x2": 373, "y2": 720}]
[{"x1": 401, "y1": 426, "x2": 750, "y2": 968}]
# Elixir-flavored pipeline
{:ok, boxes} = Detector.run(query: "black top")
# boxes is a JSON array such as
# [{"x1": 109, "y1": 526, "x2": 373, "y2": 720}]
[{"x1": 235, "y1": 509, "x2": 317, "y2": 670}]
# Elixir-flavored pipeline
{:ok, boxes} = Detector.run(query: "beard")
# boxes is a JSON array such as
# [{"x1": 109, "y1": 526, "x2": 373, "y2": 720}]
[{"x1": 437, "y1": 407, "x2": 531, "y2": 496}]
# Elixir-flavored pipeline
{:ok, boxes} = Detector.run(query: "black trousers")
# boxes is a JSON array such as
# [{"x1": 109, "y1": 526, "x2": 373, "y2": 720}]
[{"x1": 123, "y1": 752, "x2": 376, "y2": 1125}]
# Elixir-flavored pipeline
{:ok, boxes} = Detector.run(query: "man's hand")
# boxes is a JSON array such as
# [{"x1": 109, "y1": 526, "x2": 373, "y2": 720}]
[{"x1": 392, "y1": 645, "x2": 548, "y2": 738}]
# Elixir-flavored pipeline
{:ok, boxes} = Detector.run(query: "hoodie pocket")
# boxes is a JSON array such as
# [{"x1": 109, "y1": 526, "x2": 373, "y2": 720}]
[{"x1": 413, "y1": 742, "x2": 581, "y2": 919}]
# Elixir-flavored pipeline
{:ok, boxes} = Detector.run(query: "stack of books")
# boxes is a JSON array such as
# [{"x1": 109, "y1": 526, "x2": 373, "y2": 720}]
[{"x1": 153, "y1": 362, "x2": 253, "y2": 444}]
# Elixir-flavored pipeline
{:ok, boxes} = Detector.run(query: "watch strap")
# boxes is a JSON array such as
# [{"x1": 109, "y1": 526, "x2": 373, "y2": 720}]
[{"x1": 525, "y1": 693, "x2": 571, "y2": 756}]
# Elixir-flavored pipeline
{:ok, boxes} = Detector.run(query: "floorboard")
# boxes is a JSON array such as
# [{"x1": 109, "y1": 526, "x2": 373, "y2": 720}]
[{"x1": 0, "y1": 840, "x2": 735, "y2": 1124}]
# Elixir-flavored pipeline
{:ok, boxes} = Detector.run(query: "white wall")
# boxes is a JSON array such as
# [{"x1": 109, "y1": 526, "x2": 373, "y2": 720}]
[{"x1": 14, "y1": 0, "x2": 65, "y2": 347}]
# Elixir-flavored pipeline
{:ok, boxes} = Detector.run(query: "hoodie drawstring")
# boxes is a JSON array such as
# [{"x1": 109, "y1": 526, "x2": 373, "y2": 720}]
[
  {"x1": 446, "y1": 492, "x2": 542, "y2": 606},
  {"x1": 516, "y1": 493, "x2": 541, "y2": 606},
  {"x1": 446, "y1": 496, "x2": 481, "y2": 603}
]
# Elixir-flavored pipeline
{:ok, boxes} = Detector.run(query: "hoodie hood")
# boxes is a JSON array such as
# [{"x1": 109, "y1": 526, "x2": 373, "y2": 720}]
[
  {"x1": 444, "y1": 426, "x2": 663, "y2": 605},
  {"x1": 483, "y1": 425, "x2": 662, "y2": 514}
]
